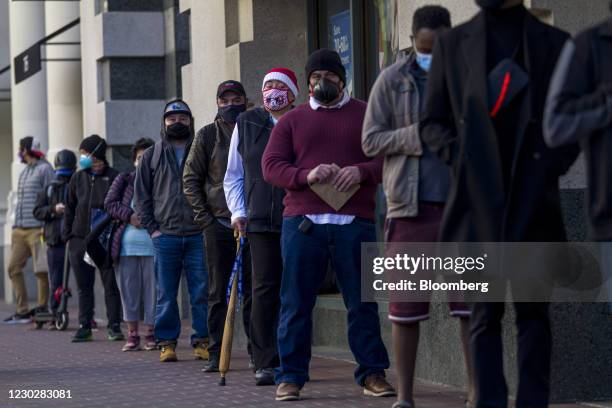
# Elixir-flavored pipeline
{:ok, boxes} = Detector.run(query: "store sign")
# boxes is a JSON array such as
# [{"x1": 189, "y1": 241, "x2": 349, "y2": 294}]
[
  {"x1": 330, "y1": 10, "x2": 353, "y2": 95},
  {"x1": 14, "y1": 44, "x2": 41, "y2": 85}
]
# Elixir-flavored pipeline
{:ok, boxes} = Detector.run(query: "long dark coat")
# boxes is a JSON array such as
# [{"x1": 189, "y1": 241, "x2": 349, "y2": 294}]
[{"x1": 421, "y1": 11, "x2": 580, "y2": 242}]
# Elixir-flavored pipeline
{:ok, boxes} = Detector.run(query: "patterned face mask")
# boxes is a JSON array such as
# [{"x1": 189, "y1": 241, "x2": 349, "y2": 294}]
[{"x1": 263, "y1": 88, "x2": 290, "y2": 111}]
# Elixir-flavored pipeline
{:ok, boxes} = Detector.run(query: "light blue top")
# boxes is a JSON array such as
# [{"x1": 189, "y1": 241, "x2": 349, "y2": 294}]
[
  {"x1": 121, "y1": 200, "x2": 154, "y2": 257},
  {"x1": 174, "y1": 146, "x2": 185, "y2": 169}
]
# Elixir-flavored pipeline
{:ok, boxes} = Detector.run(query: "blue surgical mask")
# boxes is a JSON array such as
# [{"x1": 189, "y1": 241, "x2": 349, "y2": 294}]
[
  {"x1": 416, "y1": 51, "x2": 433, "y2": 72},
  {"x1": 79, "y1": 154, "x2": 93, "y2": 170}
]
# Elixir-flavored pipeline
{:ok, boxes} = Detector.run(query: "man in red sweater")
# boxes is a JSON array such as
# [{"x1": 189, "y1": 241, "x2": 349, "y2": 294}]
[{"x1": 262, "y1": 48, "x2": 394, "y2": 402}]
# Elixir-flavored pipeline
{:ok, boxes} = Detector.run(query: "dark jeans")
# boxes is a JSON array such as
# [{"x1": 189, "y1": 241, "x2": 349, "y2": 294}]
[
  {"x1": 470, "y1": 302, "x2": 551, "y2": 408},
  {"x1": 204, "y1": 222, "x2": 252, "y2": 360},
  {"x1": 69, "y1": 237, "x2": 122, "y2": 328},
  {"x1": 47, "y1": 244, "x2": 66, "y2": 312},
  {"x1": 153, "y1": 233, "x2": 208, "y2": 346},
  {"x1": 276, "y1": 216, "x2": 390, "y2": 387},
  {"x1": 249, "y1": 231, "x2": 282, "y2": 369}
]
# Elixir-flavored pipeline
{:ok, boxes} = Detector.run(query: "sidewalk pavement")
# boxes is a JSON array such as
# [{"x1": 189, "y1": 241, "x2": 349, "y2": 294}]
[{"x1": 0, "y1": 302, "x2": 601, "y2": 408}]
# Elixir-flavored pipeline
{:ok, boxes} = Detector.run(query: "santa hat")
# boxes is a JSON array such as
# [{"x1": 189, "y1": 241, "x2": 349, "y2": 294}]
[{"x1": 262, "y1": 68, "x2": 299, "y2": 98}]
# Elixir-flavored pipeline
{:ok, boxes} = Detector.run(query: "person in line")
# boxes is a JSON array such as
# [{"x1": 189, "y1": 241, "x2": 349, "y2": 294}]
[
  {"x1": 183, "y1": 80, "x2": 253, "y2": 373},
  {"x1": 33, "y1": 149, "x2": 77, "y2": 329},
  {"x1": 262, "y1": 49, "x2": 395, "y2": 402},
  {"x1": 105, "y1": 137, "x2": 157, "y2": 351},
  {"x1": 63, "y1": 134, "x2": 124, "y2": 342},
  {"x1": 134, "y1": 100, "x2": 209, "y2": 362},
  {"x1": 4, "y1": 137, "x2": 54, "y2": 324},
  {"x1": 224, "y1": 68, "x2": 299, "y2": 385},
  {"x1": 362, "y1": 6, "x2": 474, "y2": 408},
  {"x1": 420, "y1": 0, "x2": 579, "y2": 406},
  {"x1": 544, "y1": 2, "x2": 612, "y2": 314}
]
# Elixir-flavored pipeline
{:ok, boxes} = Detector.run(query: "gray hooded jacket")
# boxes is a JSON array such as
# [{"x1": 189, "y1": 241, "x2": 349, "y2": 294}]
[{"x1": 134, "y1": 101, "x2": 201, "y2": 236}]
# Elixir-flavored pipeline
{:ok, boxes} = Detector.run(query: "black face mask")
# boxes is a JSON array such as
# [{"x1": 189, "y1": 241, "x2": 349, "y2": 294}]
[
  {"x1": 218, "y1": 104, "x2": 246, "y2": 124},
  {"x1": 166, "y1": 122, "x2": 191, "y2": 140},
  {"x1": 475, "y1": 0, "x2": 505, "y2": 9},
  {"x1": 313, "y1": 77, "x2": 341, "y2": 105}
]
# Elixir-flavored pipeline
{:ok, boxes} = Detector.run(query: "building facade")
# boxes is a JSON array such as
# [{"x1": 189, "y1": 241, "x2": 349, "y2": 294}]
[{"x1": 0, "y1": 0, "x2": 611, "y2": 401}]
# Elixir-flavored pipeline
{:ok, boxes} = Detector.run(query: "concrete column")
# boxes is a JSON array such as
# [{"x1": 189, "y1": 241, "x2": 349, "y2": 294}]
[
  {"x1": 45, "y1": 1, "x2": 82, "y2": 163},
  {"x1": 5, "y1": 0, "x2": 48, "y2": 303},
  {"x1": 8, "y1": 1, "x2": 48, "y2": 189},
  {"x1": 0, "y1": 0, "x2": 12, "y2": 300}
]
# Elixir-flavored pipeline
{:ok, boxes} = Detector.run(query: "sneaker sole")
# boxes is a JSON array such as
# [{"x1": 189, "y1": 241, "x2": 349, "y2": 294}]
[
  {"x1": 122, "y1": 347, "x2": 141, "y2": 352},
  {"x1": 363, "y1": 389, "x2": 397, "y2": 398},
  {"x1": 108, "y1": 336, "x2": 125, "y2": 341},
  {"x1": 71, "y1": 337, "x2": 93, "y2": 343},
  {"x1": 4, "y1": 319, "x2": 32, "y2": 325},
  {"x1": 275, "y1": 395, "x2": 300, "y2": 401},
  {"x1": 160, "y1": 356, "x2": 178, "y2": 362}
]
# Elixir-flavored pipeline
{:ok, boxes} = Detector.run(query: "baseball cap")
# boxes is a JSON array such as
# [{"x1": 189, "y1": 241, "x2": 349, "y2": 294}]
[
  {"x1": 216, "y1": 80, "x2": 246, "y2": 98},
  {"x1": 164, "y1": 99, "x2": 192, "y2": 118}
]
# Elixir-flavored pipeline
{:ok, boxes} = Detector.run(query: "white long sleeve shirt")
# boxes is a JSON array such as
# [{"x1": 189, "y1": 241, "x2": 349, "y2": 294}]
[{"x1": 223, "y1": 115, "x2": 278, "y2": 224}]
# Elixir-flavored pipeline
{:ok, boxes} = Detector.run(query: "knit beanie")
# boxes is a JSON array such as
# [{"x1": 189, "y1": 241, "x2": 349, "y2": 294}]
[
  {"x1": 305, "y1": 48, "x2": 346, "y2": 86},
  {"x1": 79, "y1": 134, "x2": 107, "y2": 161},
  {"x1": 262, "y1": 68, "x2": 299, "y2": 98}
]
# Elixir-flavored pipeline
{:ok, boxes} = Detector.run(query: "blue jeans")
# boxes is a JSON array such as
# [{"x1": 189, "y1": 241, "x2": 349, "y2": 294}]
[
  {"x1": 153, "y1": 233, "x2": 208, "y2": 346},
  {"x1": 276, "y1": 216, "x2": 390, "y2": 387}
]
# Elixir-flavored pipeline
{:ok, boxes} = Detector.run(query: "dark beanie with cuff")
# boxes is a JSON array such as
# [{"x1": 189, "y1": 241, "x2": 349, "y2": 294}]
[
  {"x1": 79, "y1": 134, "x2": 107, "y2": 161},
  {"x1": 305, "y1": 48, "x2": 346, "y2": 85}
]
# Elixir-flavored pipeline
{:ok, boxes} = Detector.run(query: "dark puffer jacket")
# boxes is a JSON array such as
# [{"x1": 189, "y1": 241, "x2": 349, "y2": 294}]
[{"x1": 104, "y1": 172, "x2": 136, "y2": 263}]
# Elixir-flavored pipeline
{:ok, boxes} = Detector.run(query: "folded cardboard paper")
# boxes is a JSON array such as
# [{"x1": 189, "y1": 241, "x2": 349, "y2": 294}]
[{"x1": 310, "y1": 182, "x2": 360, "y2": 211}]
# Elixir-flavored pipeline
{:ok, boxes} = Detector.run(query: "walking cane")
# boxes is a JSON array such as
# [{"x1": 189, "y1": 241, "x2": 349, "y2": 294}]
[{"x1": 219, "y1": 230, "x2": 246, "y2": 386}]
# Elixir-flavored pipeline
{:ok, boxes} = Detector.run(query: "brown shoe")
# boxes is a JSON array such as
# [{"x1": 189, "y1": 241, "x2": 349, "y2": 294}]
[
  {"x1": 363, "y1": 373, "x2": 396, "y2": 397},
  {"x1": 275, "y1": 382, "x2": 300, "y2": 401},
  {"x1": 193, "y1": 338, "x2": 209, "y2": 360},
  {"x1": 159, "y1": 345, "x2": 178, "y2": 362}
]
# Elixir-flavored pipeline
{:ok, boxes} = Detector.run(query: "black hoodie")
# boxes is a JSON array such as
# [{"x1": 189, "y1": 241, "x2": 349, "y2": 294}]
[
  {"x1": 63, "y1": 164, "x2": 119, "y2": 241},
  {"x1": 34, "y1": 174, "x2": 72, "y2": 246},
  {"x1": 133, "y1": 99, "x2": 202, "y2": 236}
]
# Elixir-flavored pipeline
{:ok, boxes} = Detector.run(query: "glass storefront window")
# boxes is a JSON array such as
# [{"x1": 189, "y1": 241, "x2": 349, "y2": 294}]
[
  {"x1": 329, "y1": 9, "x2": 354, "y2": 95},
  {"x1": 316, "y1": 0, "x2": 353, "y2": 95},
  {"x1": 310, "y1": 0, "x2": 400, "y2": 98},
  {"x1": 372, "y1": 0, "x2": 399, "y2": 73}
]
